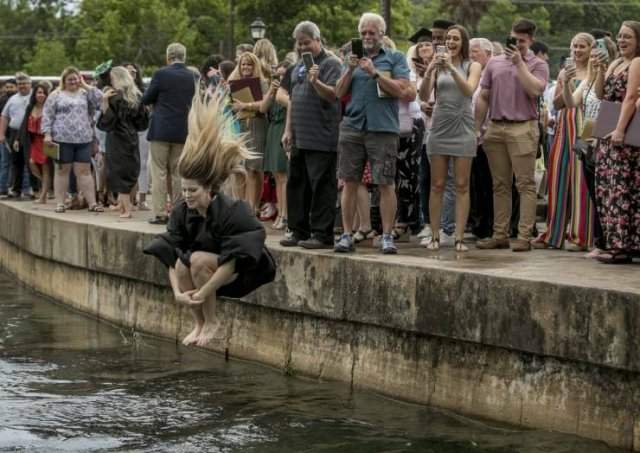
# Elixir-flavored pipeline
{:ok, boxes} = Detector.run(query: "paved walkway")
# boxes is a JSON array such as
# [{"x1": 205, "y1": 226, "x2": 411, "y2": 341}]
[{"x1": 9, "y1": 199, "x2": 639, "y2": 297}]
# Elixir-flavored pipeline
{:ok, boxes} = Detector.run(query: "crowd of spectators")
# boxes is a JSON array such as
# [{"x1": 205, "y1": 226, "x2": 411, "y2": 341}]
[{"x1": 0, "y1": 13, "x2": 638, "y2": 264}]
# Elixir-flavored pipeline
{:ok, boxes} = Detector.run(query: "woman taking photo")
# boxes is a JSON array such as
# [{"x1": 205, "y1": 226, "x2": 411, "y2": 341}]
[
  {"x1": 229, "y1": 52, "x2": 271, "y2": 214},
  {"x1": 592, "y1": 21, "x2": 640, "y2": 264},
  {"x1": 97, "y1": 66, "x2": 149, "y2": 218},
  {"x1": 17, "y1": 81, "x2": 51, "y2": 203},
  {"x1": 144, "y1": 92, "x2": 276, "y2": 347},
  {"x1": 533, "y1": 33, "x2": 598, "y2": 251},
  {"x1": 419, "y1": 24, "x2": 481, "y2": 251},
  {"x1": 42, "y1": 66, "x2": 103, "y2": 213},
  {"x1": 263, "y1": 61, "x2": 291, "y2": 230}
]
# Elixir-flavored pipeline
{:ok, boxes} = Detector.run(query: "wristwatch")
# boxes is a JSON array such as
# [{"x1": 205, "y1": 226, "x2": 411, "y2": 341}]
[{"x1": 372, "y1": 71, "x2": 380, "y2": 79}]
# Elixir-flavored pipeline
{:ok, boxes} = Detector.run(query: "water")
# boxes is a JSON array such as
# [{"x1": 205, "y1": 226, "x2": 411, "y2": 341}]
[{"x1": 0, "y1": 272, "x2": 622, "y2": 453}]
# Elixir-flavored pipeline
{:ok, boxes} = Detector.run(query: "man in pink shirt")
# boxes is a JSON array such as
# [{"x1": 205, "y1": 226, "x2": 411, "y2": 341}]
[{"x1": 474, "y1": 19, "x2": 549, "y2": 252}]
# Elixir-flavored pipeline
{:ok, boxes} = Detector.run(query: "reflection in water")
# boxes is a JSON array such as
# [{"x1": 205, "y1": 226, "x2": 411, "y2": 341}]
[{"x1": 0, "y1": 272, "x2": 621, "y2": 452}]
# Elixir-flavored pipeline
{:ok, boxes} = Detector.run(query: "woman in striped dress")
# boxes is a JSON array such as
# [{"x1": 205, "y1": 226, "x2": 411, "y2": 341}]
[{"x1": 533, "y1": 33, "x2": 597, "y2": 251}]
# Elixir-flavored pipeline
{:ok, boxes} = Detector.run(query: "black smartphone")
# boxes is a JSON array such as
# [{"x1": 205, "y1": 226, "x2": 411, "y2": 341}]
[
  {"x1": 412, "y1": 57, "x2": 423, "y2": 65},
  {"x1": 351, "y1": 38, "x2": 364, "y2": 59},
  {"x1": 505, "y1": 36, "x2": 517, "y2": 49},
  {"x1": 302, "y1": 52, "x2": 314, "y2": 70}
]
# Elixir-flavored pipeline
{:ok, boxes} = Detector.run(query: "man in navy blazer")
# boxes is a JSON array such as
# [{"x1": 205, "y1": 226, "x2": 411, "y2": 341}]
[{"x1": 142, "y1": 42, "x2": 196, "y2": 224}]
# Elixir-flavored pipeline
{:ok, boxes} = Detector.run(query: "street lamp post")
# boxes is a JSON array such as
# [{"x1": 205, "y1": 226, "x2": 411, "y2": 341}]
[{"x1": 250, "y1": 17, "x2": 267, "y2": 41}]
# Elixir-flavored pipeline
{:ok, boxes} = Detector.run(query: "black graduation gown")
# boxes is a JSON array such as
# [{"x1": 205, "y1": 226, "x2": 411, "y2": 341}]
[
  {"x1": 97, "y1": 93, "x2": 149, "y2": 194},
  {"x1": 143, "y1": 194, "x2": 276, "y2": 298}
]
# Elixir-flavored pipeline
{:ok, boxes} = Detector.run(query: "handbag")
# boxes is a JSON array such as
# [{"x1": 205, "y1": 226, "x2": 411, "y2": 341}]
[{"x1": 593, "y1": 100, "x2": 640, "y2": 146}]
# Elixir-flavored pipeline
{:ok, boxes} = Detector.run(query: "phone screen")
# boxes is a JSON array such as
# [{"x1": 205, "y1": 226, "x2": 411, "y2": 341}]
[
  {"x1": 302, "y1": 52, "x2": 314, "y2": 70},
  {"x1": 351, "y1": 38, "x2": 364, "y2": 59},
  {"x1": 505, "y1": 36, "x2": 517, "y2": 49}
]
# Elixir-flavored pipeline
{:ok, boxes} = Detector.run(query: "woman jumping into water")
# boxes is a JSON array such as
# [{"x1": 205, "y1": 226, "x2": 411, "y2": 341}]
[{"x1": 144, "y1": 91, "x2": 276, "y2": 347}]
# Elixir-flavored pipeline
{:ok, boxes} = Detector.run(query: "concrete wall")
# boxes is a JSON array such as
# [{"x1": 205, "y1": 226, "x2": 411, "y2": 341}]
[{"x1": 0, "y1": 202, "x2": 639, "y2": 450}]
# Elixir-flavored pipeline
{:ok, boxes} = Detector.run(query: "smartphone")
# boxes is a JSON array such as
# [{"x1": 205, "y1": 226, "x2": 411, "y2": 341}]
[
  {"x1": 351, "y1": 38, "x2": 364, "y2": 59},
  {"x1": 505, "y1": 36, "x2": 517, "y2": 49},
  {"x1": 436, "y1": 45, "x2": 447, "y2": 55},
  {"x1": 596, "y1": 38, "x2": 606, "y2": 50},
  {"x1": 565, "y1": 56, "x2": 575, "y2": 68},
  {"x1": 412, "y1": 57, "x2": 423, "y2": 65},
  {"x1": 301, "y1": 52, "x2": 314, "y2": 70}
]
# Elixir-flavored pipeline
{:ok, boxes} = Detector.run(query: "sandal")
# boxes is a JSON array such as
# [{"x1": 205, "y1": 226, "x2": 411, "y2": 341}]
[
  {"x1": 391, "y1": 225, "x2": 411, "y2": 242},
  {"x1": 354, "y1": 229, "x2": 376, "y2": 243},
  {"x1": 596, "y1": 251, "x2": 632, "y2": 265},
  {"x1": 424, "y1": 236, "x2": 440, "y2": 251},
  {"x1": 54, "y1": 203, "x2": 66, "y2": 213},
  {"x1": 455, "y1": 240, "x2": 469, "y2": 252},
  {"x1": 88, "y1": 204, "x2": 104, "y2": 213}
]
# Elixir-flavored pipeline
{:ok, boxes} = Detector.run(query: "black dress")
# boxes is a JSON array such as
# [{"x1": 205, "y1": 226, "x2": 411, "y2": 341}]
[
  {"x1": 97, "y1": 93, "x2": 149, "y2": 194},
  {"x1": 143, "y1": 194, "x2": 276, "y2": 298}
]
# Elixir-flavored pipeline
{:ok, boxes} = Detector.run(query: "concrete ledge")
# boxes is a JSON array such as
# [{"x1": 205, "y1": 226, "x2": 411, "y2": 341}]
[{"x1": 1, "y1": 200, "x2": 639, "y2": 450}]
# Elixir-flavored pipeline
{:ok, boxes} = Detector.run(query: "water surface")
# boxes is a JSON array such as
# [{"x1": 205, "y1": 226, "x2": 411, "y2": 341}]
[{"x1": 0, "y1": 272, "x2": 621, "y2": 452}]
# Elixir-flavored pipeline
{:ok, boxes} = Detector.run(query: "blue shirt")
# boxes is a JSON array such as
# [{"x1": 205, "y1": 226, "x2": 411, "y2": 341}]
[{"x1": 341, "y1": 47, "x2": 410, "y2": 134}]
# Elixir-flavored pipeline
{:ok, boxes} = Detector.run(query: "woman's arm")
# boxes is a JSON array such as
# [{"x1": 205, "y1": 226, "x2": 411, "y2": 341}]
[
  {"x1": 259, "y1": 79, "x2": 280, "y2": 114},
  {"x1": 275, "y1": 86, "x2": 290, "y2": 109},
  {"x1": 448, "y1": 61, "x2": 481, "y2": 98},
  {"x1": 418, "y1": 60, "x2": 438, "y2": 102},
  {"x1": 610, "y1": 57, "x2": 640, "y2": 145}
]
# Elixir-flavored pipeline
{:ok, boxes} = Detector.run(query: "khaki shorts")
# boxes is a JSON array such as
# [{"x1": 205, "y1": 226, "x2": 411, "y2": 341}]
[{"x1": 337, "y1": 127, "x2": 399, "y2": 186}]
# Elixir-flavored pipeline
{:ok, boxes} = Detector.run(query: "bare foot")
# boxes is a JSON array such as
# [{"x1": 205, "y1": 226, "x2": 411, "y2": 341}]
[
  {"x1": 182, "y1": 325, "x2": 202, "y2": 346},
  {"x1": 34, "y1": 197, "x2": 47, "y2": 204},
  {"x1": 119, "y1": 212, "x2": 132, "y2": 219},
  {"x1": 196, "y1": 321, "x2": 223, "y2": 347}
]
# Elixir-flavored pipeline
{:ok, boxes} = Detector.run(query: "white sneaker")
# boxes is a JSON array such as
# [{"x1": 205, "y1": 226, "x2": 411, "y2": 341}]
[
  {"x1": 417, "y1": 225, "x2": 433, "y2": 239},
  {"x1": 440, "y1": 230, "x2": 455, "y2": 247}
]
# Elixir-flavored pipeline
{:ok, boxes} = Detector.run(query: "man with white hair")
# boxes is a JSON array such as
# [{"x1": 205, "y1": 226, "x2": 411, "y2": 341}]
[
  {"x1": 469, "y1": 37, "x2": 494, "y2": 239},
  {"x1": 143, "y1": 42, "x2": 196, "y2": 224},
  {"x1": 335, "y1": 12, "x2": 415, "y2": 254}
]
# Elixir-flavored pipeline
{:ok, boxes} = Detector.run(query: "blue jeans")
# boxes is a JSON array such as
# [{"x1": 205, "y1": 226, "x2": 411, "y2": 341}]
[{"x1": 0, "y1": 143, "x2": 10, "y2": 193}]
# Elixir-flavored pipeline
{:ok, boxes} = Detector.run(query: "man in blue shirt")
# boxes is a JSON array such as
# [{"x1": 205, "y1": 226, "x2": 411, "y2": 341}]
[{"x1": 335, "y1": 12, "x2": 414, "y2": 254}]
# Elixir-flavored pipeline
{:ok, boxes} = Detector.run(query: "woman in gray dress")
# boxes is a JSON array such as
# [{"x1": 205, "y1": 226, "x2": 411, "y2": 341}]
[{"x1": 419, "y1": 24, "x2": 481, "y2": 251}]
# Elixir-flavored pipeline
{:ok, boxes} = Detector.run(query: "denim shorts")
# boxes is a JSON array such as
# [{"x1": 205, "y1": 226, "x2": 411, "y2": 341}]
[{"x1": 58, "y1": 142, "x2": 92, "y2": 164}]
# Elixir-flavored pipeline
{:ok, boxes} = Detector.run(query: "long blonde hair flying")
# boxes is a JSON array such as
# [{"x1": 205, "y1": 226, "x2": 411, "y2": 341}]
[
  {"x1": 178, "y1": 90, "x2": 254, "y2": 194},
  {"x1": 109, "y1": 66, "x2": 141, "y2": 108}
]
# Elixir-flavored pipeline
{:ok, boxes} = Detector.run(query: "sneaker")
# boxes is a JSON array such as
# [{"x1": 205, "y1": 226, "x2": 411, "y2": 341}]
[
  {"x1": 334, "y1": 233, "x2": 355, "y2": 253},
  {"x1": 299, "y1": 237, "x2": 334, "y2": 249},
  {"x1": 381, "y1": 233, "x2": 397, "y2": 255},
  {"x1": 440, "y1": 230, "x2": 455, "y2": 247},
  {"x1": 476, "y1": 237, "x2": 510, "y2": 250},
  {"x1": 511, "y1": 239, "x2": 532, "y2": 252},
  {"x1": 417, "y1": 225, "x2": 433, "y2": 239}
]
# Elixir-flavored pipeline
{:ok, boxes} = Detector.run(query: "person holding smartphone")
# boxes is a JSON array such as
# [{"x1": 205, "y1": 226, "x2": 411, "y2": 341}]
[
  {"x1": 474, "y1": 19, "x2": 549, "y2": 252},
  {"x1": 279, "y1": 21, "x2": 342, "y2": 249},
  {"x1": 532, "y1": 33, "x2": 600, "y2": 253},
  {"x1": 334, "y1": 12, "x2": 415, "y2": 254}
]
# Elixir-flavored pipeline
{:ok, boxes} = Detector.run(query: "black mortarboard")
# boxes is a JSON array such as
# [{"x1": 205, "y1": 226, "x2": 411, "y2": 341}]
[
  {"x1": 409, "y1": 27, "x2": 432, "y2": 44},
  {"x1": 590, "y1": 28, "x2": 610, "y2": 40},
  {"x1": 432, "y1": 19, "x2": 455, "y2": 30}
]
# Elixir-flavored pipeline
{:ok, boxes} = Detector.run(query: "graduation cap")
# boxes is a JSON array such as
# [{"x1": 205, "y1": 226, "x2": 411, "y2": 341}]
[
  {"x1": 93, "y1": 60, "x2": 112, "y2": 79},
  {"x1": 409, "y1": 27, "x2": 433, "y2": 44},
  {"x1": 432, "y1": 19, "x2": 456, "y2": 30}
]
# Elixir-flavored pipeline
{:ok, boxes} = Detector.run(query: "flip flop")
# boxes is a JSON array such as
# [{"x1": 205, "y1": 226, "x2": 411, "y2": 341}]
[{"x1": 596, "y1": 251, "x2": 632, "y2": 265}]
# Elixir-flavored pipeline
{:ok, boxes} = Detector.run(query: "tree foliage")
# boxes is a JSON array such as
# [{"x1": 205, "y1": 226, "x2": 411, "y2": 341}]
[{"x1": 1, "y1": 0, "x2": 640, "y2": 76}]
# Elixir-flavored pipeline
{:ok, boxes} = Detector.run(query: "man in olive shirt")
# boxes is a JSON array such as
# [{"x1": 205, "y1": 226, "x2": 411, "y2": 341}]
[
  {"x1": 474, "y1": 19, "x2": 548, "y2": 252},
  {"x1": 334, "y1": 12, "x2": 415, "y2": 255}
]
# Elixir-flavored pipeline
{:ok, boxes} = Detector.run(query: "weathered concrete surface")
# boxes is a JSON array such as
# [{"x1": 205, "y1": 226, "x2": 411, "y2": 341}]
[{"x1": 0, "y1": 200, "x2": 639, "y2": 450}]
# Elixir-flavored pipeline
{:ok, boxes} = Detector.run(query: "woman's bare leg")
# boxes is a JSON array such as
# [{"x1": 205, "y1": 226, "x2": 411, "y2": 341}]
[
  {"x1": 73, "y1": 162, "x2": 97, "y2": 207},
  {"x1": 175, "y1": 259, "x2": 203, "y2": 345},
  {"x1": 38, "y1": 164, "x2": 50, "y2": 203},
  {"x1": 453, "y1": 157, "x2": 472, "y2": 245},
  {"x1": 428, "y1": 155, "x2": 450, "y2": 246},
  {"x1": 54, "y1": 163, "x2": 72, "y2": 206},
  {"x1": 118, "y1": 193, "x2": 132, "y2": 218},
  {"x1": 275, "y1": 171, "x2": 287, "y2": 221}
]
